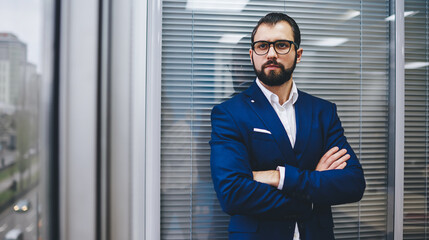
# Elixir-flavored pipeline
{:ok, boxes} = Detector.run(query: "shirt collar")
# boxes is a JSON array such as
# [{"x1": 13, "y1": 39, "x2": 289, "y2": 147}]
[{"x1": 256, "y1": 78, "x2": 299, "y2": 107}]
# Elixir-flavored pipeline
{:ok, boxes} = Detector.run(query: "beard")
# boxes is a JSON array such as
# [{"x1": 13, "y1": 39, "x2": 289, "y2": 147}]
[{"x1": 252, "y1": 54, "x2": 297, "y2": 87}]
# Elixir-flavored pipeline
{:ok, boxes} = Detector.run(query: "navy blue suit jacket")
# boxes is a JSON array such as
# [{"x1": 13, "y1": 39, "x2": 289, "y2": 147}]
[{"x1": 210, "y1": 82, "x2": 366, "y2": 240}]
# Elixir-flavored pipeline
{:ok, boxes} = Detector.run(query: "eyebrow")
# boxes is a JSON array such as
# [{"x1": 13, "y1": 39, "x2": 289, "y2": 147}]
[{"x1": 253, "y1": 39, "x2": 294, "y2": 42}]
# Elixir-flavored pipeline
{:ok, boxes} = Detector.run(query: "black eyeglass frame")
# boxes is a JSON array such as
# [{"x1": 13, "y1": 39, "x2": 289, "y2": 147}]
[{"x1": 251, "y1": 40, "x2": 298, "y2": 56}]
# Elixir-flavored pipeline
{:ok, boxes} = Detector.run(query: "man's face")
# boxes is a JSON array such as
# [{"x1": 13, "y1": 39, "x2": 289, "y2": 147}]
[{"x1": 250, "y1": 21, "x2": 302, "y2": 86}]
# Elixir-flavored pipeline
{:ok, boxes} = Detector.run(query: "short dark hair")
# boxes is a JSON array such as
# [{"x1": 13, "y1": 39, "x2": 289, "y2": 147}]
[{"x1": 251, "y1": 12, "x2": 301, "y2": 48}]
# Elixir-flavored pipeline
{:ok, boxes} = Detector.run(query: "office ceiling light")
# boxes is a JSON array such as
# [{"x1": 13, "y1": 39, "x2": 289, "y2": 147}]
[
  {"x1": 405, "y1": 62, "x2": 429, "y2": 69},
  {"x1": 219, "y1": 34, "x2": 247, "y2": 44},
  {"x1": 385, "y1": 11, "x2": 419, "y2": 21},
  {"x1": 310, "y1": 38, "x2": 349, "y2": 47},
  {"x1": 186, "y1": 0, "x2": 249, "y2": 12},
  {"x1": 340, "y1": 10, "x2": 361, "y2": 20}
]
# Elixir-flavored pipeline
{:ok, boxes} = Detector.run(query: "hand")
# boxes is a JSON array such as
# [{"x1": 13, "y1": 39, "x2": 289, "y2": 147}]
[
  {"x1": 316, "y1": 146, "x2": 350, "y2": 171},
  {"x1": 252, "y1": 170, "x2": 280, "y2": 188}
]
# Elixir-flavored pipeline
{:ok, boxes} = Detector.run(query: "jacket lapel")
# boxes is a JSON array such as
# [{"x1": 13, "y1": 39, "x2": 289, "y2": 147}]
[
  {"x1": 243, "y1": 82, "x2": 298, "y2": 165},
  {"x1": 294, "y1": 91, "x2": 313, "y2": 166}
]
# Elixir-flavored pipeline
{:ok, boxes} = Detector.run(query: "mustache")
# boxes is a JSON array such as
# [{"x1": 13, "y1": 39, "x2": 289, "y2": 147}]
[{"x1": 262, "y1": 60, "x2": 283, "y2": 69}]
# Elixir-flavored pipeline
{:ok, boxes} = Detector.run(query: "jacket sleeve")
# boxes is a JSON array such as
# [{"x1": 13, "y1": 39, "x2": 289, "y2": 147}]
[
  {"x1": 210, "y1": 105, "x2": 311, "y2": 218},
  {"x1": 281, "y1": 103, "x2": 366, "y2": 206}
]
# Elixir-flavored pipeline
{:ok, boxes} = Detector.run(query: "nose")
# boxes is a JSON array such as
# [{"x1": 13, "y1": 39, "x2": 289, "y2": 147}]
[{"x1": 266, "y1": 44, "x2": 278, "y2": 58}]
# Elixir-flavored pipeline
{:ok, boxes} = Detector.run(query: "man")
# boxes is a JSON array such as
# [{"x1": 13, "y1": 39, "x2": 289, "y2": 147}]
[{"x1": 210, "y1": 12, "x2": 366, "y2": 240}]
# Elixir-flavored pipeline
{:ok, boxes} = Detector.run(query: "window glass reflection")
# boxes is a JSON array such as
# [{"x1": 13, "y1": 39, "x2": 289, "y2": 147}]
[
  {"x1": 161, "y1": 0, "x2": 390, "y2": 239},
  {"x1": 0, "y1": 1, "x2": 43, "y2": 239},
  {"x1": 403, "y1": 1, "x2": 429, "y2": 238}
]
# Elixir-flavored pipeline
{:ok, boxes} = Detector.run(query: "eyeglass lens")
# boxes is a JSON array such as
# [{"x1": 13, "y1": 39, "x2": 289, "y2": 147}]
[{"x1": 253, "y1": 40, "x2": 292, "y2": 55}]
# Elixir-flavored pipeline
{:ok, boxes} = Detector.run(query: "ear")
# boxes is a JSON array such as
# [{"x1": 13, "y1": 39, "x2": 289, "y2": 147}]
[
  {"x1": 296, "y1": 48, "x2": 303, "y2": 63},
  {"x1": 249, "y1": 48, "x2": 253, "y2": 64}
]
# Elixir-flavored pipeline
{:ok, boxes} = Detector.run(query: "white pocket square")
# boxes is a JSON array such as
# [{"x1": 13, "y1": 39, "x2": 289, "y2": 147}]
[{"x1": 253, "y1": 128, "x2": 271, "y2": 134}]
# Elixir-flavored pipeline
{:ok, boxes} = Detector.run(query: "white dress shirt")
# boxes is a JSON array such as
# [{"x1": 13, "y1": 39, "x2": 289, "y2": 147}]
[{"x1": 256, "y1": 78, "x2": 300, "y2": 240}]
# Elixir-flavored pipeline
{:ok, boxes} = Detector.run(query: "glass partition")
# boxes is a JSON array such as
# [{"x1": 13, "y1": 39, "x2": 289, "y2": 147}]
[
  {"x1": 161, "y1": 0, "x2": 390, "y2": 238},
  {"x1": 404, "y1": 0, "x2": 429, "y2": 239}
]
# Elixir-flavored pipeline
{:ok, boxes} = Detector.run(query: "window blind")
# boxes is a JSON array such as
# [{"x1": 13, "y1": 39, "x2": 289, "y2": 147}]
[
  {"x1": 404, "y1": 0, "x2": 429, "y2": 239},
  {"x1": 161, "y1": 0, "x2": 390, "y2": 239}
]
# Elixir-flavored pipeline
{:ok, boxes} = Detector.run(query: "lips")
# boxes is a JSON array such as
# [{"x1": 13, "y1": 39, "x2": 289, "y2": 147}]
[
  {"x1": 264, "y1": 64, "x2": 280, "y2": 70},
  {"x1": 262, "y1": 60, "x2": 281, "y2": 70}
]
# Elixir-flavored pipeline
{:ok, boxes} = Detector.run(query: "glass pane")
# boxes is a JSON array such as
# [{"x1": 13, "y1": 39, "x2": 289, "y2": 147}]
[
  {"x1": 403, "y1": 0, "x2": 429, "y2": 239},
  {"x1": 0, "y1": 1, "x2": 47, "y2": 240},
  {"x1": 161, "y1": 0, "x2": 389, "y2": 239}
]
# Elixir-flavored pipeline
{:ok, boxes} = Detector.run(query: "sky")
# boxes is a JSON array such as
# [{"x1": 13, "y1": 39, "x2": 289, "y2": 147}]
[{"x1": 0, "y1": 0, "x2": 42, "y2": 72}]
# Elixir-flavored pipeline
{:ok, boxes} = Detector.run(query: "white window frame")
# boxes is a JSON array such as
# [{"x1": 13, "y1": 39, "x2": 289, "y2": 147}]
[
  {"x1": 59, "y1": 0, "x2": 99, "y2": 239},
  {"x1": 393, "y1": 0, "x2": 405, "y2": 239}
]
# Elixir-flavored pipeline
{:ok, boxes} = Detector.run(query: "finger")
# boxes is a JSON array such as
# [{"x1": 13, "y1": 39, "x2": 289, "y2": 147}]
[
  {"x1": 335, "y1": 162, "x2": 347, "y2": 170},
  {"x1": 328, "y1": 154, "x2": 350, "y2": 170},
  {"x1": 325, "y1": 149, "x2": 347, "y2": 168},
  {"x1": 316, "y1": 146, "x2": 340, "y2": 171},
  {"x1": 320, "y1": 146, "x2": 339, "y2": 164}
]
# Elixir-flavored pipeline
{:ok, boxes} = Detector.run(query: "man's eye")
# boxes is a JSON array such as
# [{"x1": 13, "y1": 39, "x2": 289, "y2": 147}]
[
  {"x1": 258, "y1": 43, "x2": 268, "y2": 49},
  {"x1": 276, "y1": 42, "x2": 289, "y2": 49}
]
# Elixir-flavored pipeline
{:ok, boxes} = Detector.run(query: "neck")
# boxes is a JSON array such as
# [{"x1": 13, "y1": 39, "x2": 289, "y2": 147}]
[{"x1": 261, "y1": 78, "x2": 293, "y2": 105}]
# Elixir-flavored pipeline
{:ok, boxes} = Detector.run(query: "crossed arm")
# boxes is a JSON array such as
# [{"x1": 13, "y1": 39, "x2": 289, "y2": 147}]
[
  {"x1": 210, "y1": 103, "x2": 365, "y2": 217},
  {"x1": 253, "y1": 146, "x2": 350, "y2": 188}
]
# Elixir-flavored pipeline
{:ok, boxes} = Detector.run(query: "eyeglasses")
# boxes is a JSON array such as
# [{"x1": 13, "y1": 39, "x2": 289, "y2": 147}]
[{"x1": 252, "y1": 40, "x2": 297, "y2": 55}]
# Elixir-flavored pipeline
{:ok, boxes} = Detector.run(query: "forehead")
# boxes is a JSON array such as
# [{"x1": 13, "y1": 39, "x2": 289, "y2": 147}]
[{"x1": 254, "y1": 21, "x2": 294, "y2": 42}]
